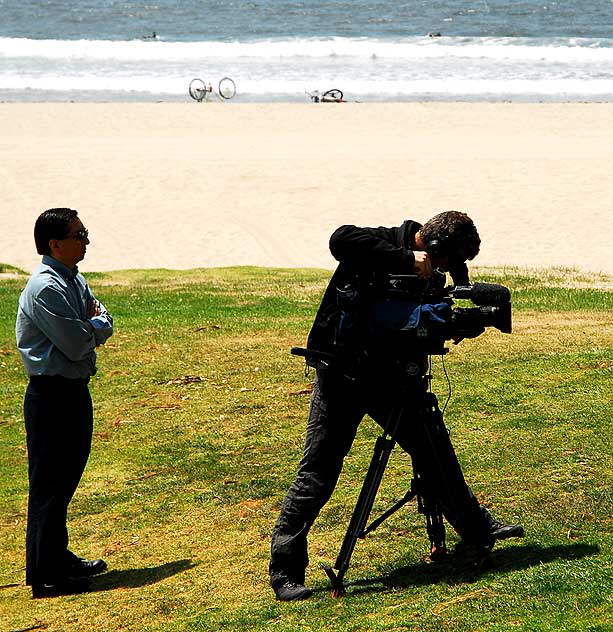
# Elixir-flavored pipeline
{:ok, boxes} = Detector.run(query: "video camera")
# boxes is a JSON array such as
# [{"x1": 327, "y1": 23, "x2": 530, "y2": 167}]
[{"x1": 345, "y1": 270, "x2": 512, "y2": 356}]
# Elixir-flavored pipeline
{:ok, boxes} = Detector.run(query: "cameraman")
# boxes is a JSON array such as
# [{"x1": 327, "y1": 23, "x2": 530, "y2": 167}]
[{"x1": 269, "y1": 211, "x2": 524, "y2": 601}]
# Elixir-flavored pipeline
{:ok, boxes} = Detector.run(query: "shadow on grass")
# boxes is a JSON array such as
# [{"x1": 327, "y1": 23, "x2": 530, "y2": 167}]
[
  {"x1": 320, "y1": 542, "x2": 600, "y2": 596},
  {"x1": 89, "y1": 558, "x2": 196, "y2": 592}
]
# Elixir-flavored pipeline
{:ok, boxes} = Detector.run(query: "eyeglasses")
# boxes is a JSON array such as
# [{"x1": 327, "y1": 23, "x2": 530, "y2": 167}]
[{"x1": 64, "y1": 228, "x2": 89, "y2": 241}]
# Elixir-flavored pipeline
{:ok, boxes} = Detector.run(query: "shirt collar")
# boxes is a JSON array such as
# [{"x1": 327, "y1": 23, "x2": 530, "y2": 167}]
[{"x1": 41, "y1": 255, "x2": 79, "y2": 280}]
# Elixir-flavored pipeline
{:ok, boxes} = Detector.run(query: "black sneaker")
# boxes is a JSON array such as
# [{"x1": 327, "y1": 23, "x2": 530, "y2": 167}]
[
  {"x1": 274, "y1": 580, "x2": 313, "y2": 601},
  {"x1": 489, "y1": 520, "x2": 524, "y2": 542},
  {"x1": 458, "y1": 519, "x2": 524, "y2": 553}
]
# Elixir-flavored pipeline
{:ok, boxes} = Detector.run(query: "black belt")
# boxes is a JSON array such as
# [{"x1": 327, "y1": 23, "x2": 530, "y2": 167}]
[{"x1": 29, "y1": 375, "x2": 90, "y2": 386}]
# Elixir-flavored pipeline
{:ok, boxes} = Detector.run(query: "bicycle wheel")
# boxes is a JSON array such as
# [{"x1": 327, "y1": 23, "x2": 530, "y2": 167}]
[
  {"x1": 321, "y1": 88, "x2": 343, "y2": 102},
  {"x1": 218, "y1": 77, "x2": 236, "y2": 100},
  {"x1": 189, "y1": 78, "x2": 207, "y2": 102}
]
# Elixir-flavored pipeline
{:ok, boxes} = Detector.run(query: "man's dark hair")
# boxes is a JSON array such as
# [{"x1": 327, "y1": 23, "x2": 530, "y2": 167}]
[
  {"x1": 420, "y1": 210, "x2": 481, "y2": 261},
  {"x1": 34, "y1": 208, "x2": 78, "y2": 255}
]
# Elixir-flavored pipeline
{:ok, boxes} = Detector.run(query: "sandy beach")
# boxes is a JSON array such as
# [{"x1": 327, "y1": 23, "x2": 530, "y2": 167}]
[{"x1": 1, "y1": 102, "x2": 611, "y2": 276}]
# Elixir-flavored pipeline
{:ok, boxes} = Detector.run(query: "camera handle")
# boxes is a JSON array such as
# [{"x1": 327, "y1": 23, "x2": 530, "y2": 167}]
[
  {"x1": 323, "y1": 381, "x2": 447, "y2": 597},
  {"x1": 291, "y1": 346, "x2": 360, "y2": 382}
]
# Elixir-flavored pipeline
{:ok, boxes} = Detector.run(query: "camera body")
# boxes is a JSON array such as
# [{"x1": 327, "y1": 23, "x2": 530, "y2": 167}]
[{"x1": 337, "y1": 270, "x2": 512, "y2": 357}]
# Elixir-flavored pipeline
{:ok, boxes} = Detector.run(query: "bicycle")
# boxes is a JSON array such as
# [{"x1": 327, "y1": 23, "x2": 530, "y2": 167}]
[
  {"x1": 306, "y1": 88, "x2": 345, "y2": 103},
  {"x1": 189, "y1": 77, "x2": 236, "y2": 102}
]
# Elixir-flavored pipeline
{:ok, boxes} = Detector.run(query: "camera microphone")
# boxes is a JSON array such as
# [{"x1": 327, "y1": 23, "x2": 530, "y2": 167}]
[{"x1": 450, "y1": 282, "x2": 511, "y2": 306}]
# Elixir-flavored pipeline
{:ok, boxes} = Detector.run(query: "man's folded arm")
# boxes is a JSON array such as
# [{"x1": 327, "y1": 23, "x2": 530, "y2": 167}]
[
  {"x1": 31, "y1": 287, "x2": 96, "y2": 361},
  {"x1": 86, "y1": 292, "x2": 114, "y2": 346}
]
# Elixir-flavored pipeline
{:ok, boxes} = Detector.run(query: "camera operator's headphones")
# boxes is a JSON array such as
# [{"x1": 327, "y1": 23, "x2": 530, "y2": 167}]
[
  {"x1": 396, "y1": 220, "x2": 459, "y2": 260},
  {"x1": 425, "y1": 236, "x2": 455, "y2": 259},
  {"x1": 398, "y1": 220, "x2": 471, "y2": 284}
]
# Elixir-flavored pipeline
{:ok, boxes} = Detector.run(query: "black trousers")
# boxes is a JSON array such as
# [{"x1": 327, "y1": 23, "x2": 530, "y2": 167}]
[
  {"x1": 24, "y1": 375, "x2": 93, "y2": 586},
  {"x1": 269, "y1": 367, "x2": 494, "y2": 587}
]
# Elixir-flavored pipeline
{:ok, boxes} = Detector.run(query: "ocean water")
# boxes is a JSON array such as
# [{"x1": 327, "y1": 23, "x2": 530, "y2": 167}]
[{"x1": 1, "y1": 0, "x2": 612, "y2": 102}]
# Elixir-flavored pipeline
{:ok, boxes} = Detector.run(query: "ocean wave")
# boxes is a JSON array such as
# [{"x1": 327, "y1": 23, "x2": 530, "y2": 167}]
[
  {"x1": 2, "y1": 35, "x2": 613, "y2": 63},
  {"x1": 2, "y1": 74, "x2": 612, "y2": 98}
]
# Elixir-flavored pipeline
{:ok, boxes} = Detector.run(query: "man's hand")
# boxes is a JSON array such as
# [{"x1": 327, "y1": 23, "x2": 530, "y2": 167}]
[
  {"x1": 413, "y1": 251, "x2": 433, "y2": 278},
  {"x1": 85, "y1": 300, "x2": 102, "y2": 345},
  {"x1": 86, "y1": 299, "x2": 101, "y2": 319}
]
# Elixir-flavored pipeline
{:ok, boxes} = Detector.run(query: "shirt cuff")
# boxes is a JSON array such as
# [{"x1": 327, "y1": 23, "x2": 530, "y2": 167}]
[{"x1": 88, "y1": 316, "x2": 113, "y2": 345}]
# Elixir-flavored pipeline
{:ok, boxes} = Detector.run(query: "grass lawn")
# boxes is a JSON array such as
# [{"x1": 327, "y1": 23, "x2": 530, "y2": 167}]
[{"x1": 0, "y1": 265, "x2": 611, "y2": 631}]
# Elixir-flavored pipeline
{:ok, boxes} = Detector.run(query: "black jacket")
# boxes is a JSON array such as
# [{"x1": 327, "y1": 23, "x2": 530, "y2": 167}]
[{"x1": 306, "y1": 221, "x2": 469, "y2": 354}]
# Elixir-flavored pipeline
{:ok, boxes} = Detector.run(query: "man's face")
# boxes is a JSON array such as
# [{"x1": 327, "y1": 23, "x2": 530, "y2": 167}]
[{"x1": 49, "y1": 217, "x2": 90, "y2": 268}]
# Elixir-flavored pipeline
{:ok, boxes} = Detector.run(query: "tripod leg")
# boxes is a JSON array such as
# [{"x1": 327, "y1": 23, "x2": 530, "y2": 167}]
[
  {"x1": 416, "y1": 489, "x2": 447, "y2": 560},
  {"x1": 407, "y1": 392, "x2": 454, "y2": 560},
  {"x1": 324, "y1": 408, "x2": 402, "y2": 595}
]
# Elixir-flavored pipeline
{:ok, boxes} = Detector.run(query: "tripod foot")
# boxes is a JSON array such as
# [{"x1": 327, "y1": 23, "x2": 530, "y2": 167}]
[
  {"x1": 331, "y1": 586, "x2": 347, "y2": 598},
  {"x1": 429, "y1": 543, "x2": 448, "y2": 561},
  {"x1": 323, "y1": 565, "x2": 346, "y2": 597},
  {"x1": 454, "y1": 541, "x2": 494, "y2": 566}
]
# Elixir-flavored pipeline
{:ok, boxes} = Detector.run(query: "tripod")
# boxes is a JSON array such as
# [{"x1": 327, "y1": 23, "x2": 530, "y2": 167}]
[{"x1": 319, "y1": 354, "x2": 454, "y2": 597}]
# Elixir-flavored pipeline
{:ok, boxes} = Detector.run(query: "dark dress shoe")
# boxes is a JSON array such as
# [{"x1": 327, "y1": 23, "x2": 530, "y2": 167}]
[
  {"x1": 70, "y1": 557, "x2": 108, "y2": 577},
  {"x1": 32, "y1": 576, "x2": 91, "y2": 599}
]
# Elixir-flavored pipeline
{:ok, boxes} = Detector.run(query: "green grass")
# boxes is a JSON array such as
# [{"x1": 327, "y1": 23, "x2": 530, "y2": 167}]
[
  {"x1": 0, "y1": 264, "x2": 25, "y2": 274},
  {"x1": 0, "y1": 265, "x2": 611, "y2": 631}
]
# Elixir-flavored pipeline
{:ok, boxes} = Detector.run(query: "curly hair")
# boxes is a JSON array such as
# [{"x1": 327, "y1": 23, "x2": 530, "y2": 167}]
[
  {"x1": 420, "y1": 210, "x2": 481, "y2": 261},
  {"x1": 34, "y1": 208, "x2": 78, "y2": 256}
]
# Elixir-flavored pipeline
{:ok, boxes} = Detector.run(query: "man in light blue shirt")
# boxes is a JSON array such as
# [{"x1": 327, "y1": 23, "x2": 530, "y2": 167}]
[{"x1": 16, "y1": 208, "x2": 113, "y2": 598}]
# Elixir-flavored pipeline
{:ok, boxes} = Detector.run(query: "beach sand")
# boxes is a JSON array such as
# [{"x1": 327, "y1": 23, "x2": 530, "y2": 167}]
[{"x1": 1, "y1": 102, "x2": 611, "y2": 276}]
